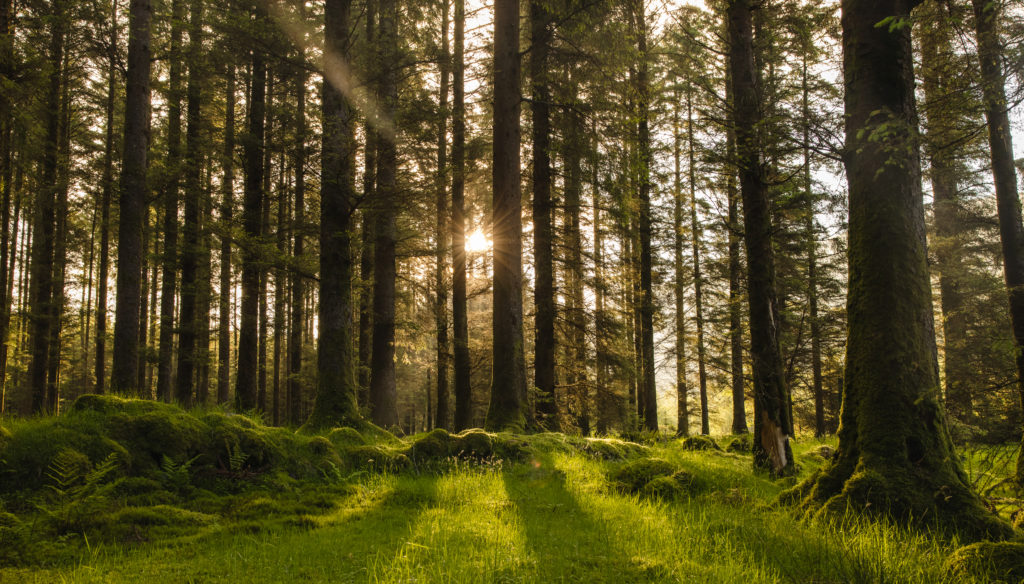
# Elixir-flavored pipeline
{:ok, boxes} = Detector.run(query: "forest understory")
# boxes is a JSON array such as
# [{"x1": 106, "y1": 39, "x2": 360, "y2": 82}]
[{"x1": 1, "y1": 395, "x2": 1023, "y2": 584}]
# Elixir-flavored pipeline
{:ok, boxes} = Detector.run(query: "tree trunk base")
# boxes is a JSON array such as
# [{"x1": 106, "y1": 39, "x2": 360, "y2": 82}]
[{"x1": 781, "y1": 455, "x2": 1014, "y2": 542}]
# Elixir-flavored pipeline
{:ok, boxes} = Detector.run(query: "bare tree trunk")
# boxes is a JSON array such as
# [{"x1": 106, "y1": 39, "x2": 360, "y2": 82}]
[
  {"x1": 176, "y1": 0, "x2": 204, "y2": 407},
  {"x1": 726, "y1": 63, "x2": 747, "y2": 434},
  {"x1": 686, "y1": 89, "x2": 709, "y2": 436},
  {"x1": 236, "y1": 8, "x2": 266, "y2": 412},
  {"x1": 434, "y1": 0, "x2": 451, "y2": 431},
  {"x1": 486, "y1": 0, "x2": 531, "y2": 432},
  {"x1": 218, "y1": 64, "x2": 235, "y2": 405},
  {"x1": 305, "y1": 0, "x2": 362, "y2": 430},
  {"x1": 672, "y1": 93, "x2": 688, "y2": 437},
  {"x1": 451, "y1": 0, "x2": 471, "y2": 431},
  {"x1": 369, "y1": 0, "x2": 399, "y2": 429},
  {"x1": 95, "y1": 2, "x2": 118, "y2": 394},
  {"x1": 729, "y1": 0, "x2": 792, "y2": 474},
  {"x1": 289, "y1": 49, "x2": 306, "y2": 425}
]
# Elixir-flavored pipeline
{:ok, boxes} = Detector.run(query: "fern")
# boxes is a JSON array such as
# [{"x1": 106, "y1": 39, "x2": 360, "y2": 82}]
[
  {"x1": 40, "y1": 451, "x2": 121, "y2": 534},
  {"x1": 160, "y1": 454, "x2": 200, "y2": 492},
  {"x1": 227, "y1": 441, "x2": 249, "y2": 473}
]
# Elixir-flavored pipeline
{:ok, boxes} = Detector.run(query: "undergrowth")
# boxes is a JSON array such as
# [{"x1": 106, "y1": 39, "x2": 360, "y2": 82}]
[{"x1": 1, "y1": 396, "x2": 1021, "y2": 583}]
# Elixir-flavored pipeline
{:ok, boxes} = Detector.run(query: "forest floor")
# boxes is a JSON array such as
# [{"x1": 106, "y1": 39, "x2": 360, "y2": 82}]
[{"x1": 1, "y1": 398, "x2": 1022, "y2": 583}]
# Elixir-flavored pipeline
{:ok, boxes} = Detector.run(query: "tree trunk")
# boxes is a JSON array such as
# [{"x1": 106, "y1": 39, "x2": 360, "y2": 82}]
[
  {"x1": 258, "y1": 74, "x2": 274, "y2": 414},
  {"x1": 486, "y1": 0, "x2": 530, "y2": 432},
  {"x1": 304, "y1": 0, "x2": 361, "y2": 430},
  {"x1": 729, "y1": 0, "x2": 792, "y2": 474},
  {"x1": 530, "y1": 0, "x2": 558, "y2": 431},
  {"x1": 218, "y1": 64, "x2": 235, "y2": 405},
  {"x1": 27, "y1": 1, "x2": 64, "y2": 413},
  {"x1": 451, "y1": 0, "x2": 471, "y2": 431},
  {"x1": 236, "y1": 9, "x2": 266, "y2": 412},
  {"x1": 794, "y1": 0, "x2": 1011, "y2": 540},
  {"x1": 672, "y1": 93, "x2": 688, "y2": 437},
  {"x1": 434, "y1": 0, "x2": 451, "y2": 431},
  {"x1": 46, "y1": 65, "x2": 71, "y2": 412},
  {"x1": 289, "y1": 53, "x2": 306, "y2": 426},
  {"x1": 564, "y1": 99, "x2": 588, "y2": 435},
  {"x1": 176, "y1": 0, "x2": 204, "y2": 407},
  {"x1": 633, "y1": 0, "x2": 657, "y2": 432},
  {"x1": 726, "y1": 67, "x2": 747, "y2": 435},
  {"x1": 369, "y1": 0, "x2": 399, "y2": 429},
  {"x1": 801, "y1": 56, "x2": 825, "y2": 438},
  {"x1": 95, "y1": 2, "x2": 118, "y2": 394},
  {"x1": 686, "y1": 89, "x2": 709, "y2": 436},
  {"x1": 970, "y1": 0, "x2": 1024, "y2": 484}
]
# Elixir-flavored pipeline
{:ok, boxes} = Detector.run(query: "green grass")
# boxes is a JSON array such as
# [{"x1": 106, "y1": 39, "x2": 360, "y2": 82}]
[{"x1": 2, "y1": 434, "x2": 1018, "y2": 583}]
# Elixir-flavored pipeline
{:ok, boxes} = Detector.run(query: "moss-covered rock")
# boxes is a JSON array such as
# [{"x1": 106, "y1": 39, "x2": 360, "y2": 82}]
[
  {"x1": 945, "y1": 542, "x2": 1024, "y2": 583},
  {"x1": 609, "y1": 458, "x2": 677, "y2": 494},
  {"x1": 804, "y1": 445, "x2": 836, "y2": 462},
  {"x1": 582, "y1": 438, "x2": 648, "y2": 461},
  {"x1": 343, "y1": 445, "x2": 410, "y2": 471},
  {"x1": 680, "y1": 436, "x2": 721, "y2": 452},
  {"x1": 307, "y1": 436, "x2": 334, "y2": 457},
  {"x1": 724, "y1": 434, "x2": 752, "y2": 454},
  {"x1": 455, "y1": 430, "x2": 494, "y2": 458},
  {"x1": 408, "y1": 428, "x2": 457, "y2": 461},
  {"x1": 327, "y1": 427, "x2": 366, "y2": 448}
]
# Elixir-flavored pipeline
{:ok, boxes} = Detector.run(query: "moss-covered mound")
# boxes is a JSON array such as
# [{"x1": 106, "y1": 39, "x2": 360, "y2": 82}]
[
  {"x1": 680, "y1": 435, "x2": 722, "y2": 452},
  {"x1": 803, "y1": 445, "x2": 836, "y2": 462},
  {"x1": 724, "y1": 434, "x2": 752, "y2": 454},
  {"x1": 0, "y1": 395, "x2": 398, "y2": 493},
  {"x1": 944, "y1": 542, "x2": 1024, "y2": 583},
  {"x1": 609, "y1": 458, "x2": 708, "y2": 501}
]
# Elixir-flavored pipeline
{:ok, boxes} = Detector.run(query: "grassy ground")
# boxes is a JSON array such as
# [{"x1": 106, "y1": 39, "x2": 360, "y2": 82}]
[{"x1": 3, "y1": 429, "x2": 1019, "y2": 584}]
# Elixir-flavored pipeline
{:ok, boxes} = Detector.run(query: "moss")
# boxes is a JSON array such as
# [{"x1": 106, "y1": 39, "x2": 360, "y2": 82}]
[
  {"x1": 803, "y1": 445, "x2": 836, "y2": 462},
  {"x1": 307, "y1": 436, "x2": 334, "y2": 457},
  {"x1": 1012, "y1": 510, "x2": 1023, "y2": 531},
  {"x1": 724, "y1": 434, "x2": 753, "y2": 454},
  {"x1": 609, "y1": 458, "x2": 677, "y2": 494},
  {"x1": 642, "y1": 476, "x2": 686, "y2": 500},
  {"x1": 582, "y1": 438, "x2": 648, "y2": 461},
  {"x1": 111, "y1": 477, "x2": 176, "y2": 506},
  {"x1": 455, "y1": 430, "x2": 493, "y2": 458},
  {"x1": 408, "y1": 428, "x2": 457, "y2": 461},
  {"x1": 201, "y1": 413, "x2": 284, "y2": 471},
  {"x1": 0, "y1": 424, "x2": 11, "y2": 451},
  {"x1": 343, "y1": 445, "x2": 410, "y2": 472},
  {"x1": 359, "y1": 423, "x2": 402, "y2": 446},
  {"x1": 114, "y1": 411, "x2": 208, "y2": 472},
  {"x1": 105, "y1": 505, "x2": 217, "y2": 527},
  {"x1": 945, "y1": 542, "x2": 1024, "y2": 583},
  {"x1": 680, "y1": 436, "x2": 721, "y2": 452},
  {"x1": 327, "y1": 427, "x2": 366, "y2": 448},
  {"x1": 491, "y1": 436, "x2": 529, "y2": 462}
]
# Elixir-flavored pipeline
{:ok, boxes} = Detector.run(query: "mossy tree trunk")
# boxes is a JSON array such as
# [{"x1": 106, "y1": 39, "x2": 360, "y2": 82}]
[
  {"x1": 305, "y1": 0, "x2": 362, "y2": 431},
  {"x1": 794, "y1": 0, "x2": 1012, "y2": 541},
  {"x1": 485, "y1": 0, "x2": 531, "y2": 432}
]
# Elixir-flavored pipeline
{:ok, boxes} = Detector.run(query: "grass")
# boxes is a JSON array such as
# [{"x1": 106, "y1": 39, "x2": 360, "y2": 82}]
[{"x1": 1, "y1": 403, "x2": 1021, "y2": 583}]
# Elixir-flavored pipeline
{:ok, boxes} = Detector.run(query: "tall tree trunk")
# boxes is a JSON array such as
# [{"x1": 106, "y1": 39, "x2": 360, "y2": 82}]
[
  {"x1": 289, "y1": 52, "x2": 306, "y2": 425},
  {"x1": 157, "y1": 0, "x2": 186, "y2": 403},
  {"x1": 970, "y1": 0, "x2": 1024, "y2": 484},
  {"x1": 0, "y1": 0, "x2": 14, "y2": 401},
  {"x1": 564, "y1": 99, "x2": 588, "y2": 435},
  {"x1": 686, "y1": 89, "x2": 709, "y2": 436},
  {"x1": 796, "y1": 0, "x2": 1011, "y2": 540},
  {"x1": 594, "y1": 148, "x2": 611, "y2": 434},
  {"x1": 95, "y1": 2, "x2": 117, "y2": 394},
  {"x1": 143, "y1": 216, "x2": 157, "y2": 395},
  {"x1": 672, "y1": 94, "x2": 688, "y2": 437},
  {"x1": 27, "y1": 1, "x2": 64, "y2": 413},
  {"x1": 176, "y1": 0, "x2": 204, "y2": 407},
  {"x1": 801, "y1": 56, "x2": 825, "y2": 438},
  {"x1": 218, "y1": 64, "x2": 235, "y2": 405},
  {"x1": 305, "y1": 0, "x2": 361, "y2": 430},
  {"x1": 486, "y1": 0, "x2": 530, "y2": 432},
  {"x1": 531, "y1": 0, "x2": 558, "y2": 430},
  {"x1": 273, "y1": 148, "x2": 285, "y2": 425},
  {"x1": 451, "y1": 0, "x2": 471, "y2": 431},
  {"x1": 357, "y1": 0, "x2": 376, "y2": 412},
  {"x1": 633, "y1": 0, "x2": 657, "y2": 432},
  {"x1": 236, "y1": 8, "x2": 266, "y2": 412},
  {"x1": 726, "y1": 68, "x2": 747, "y2": 434},
  {"x1": 369, "y1": 0, "x2": 399, "y2": 429},
  {"x1": 258, "y1": 74, "x2": 274, "y2": 413},
  {"x1": 434, "y1": 0, "x2": 451, "y2": 431},
  {"x1": 46, "y1": 64, "x2": 71, "y2": 412},
  {"x1": 729, "y1": 0, "x2": 792, "y2": 474}
]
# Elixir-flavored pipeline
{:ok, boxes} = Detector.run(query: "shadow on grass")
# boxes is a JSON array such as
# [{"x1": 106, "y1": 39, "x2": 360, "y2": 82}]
[{"x1": 502, "y1": 453, "x2": 660, "y2": 583}]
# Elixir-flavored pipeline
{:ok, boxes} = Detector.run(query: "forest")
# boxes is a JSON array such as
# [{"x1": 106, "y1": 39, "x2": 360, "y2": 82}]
[{"x1": 1, "y1": 0, "x2": 1024, "y2": 581}]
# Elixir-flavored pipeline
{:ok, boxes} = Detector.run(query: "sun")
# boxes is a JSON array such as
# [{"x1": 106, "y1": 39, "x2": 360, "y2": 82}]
[{"x1": 466, "y1": 229, "x2": 491, "y2": 253}]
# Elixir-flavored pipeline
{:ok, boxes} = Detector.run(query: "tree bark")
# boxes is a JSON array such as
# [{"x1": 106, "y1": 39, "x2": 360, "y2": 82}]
[
  {"x1": 304, "y1": 0, "x2": 362, "y2": 430},
  {"x1": 794, "y1": 0, "x2": 1011, "y2": 540},
  {"x1": 531, "y1": 0, "x2": 558, "y2": 431},
  {"x1": 176, "y1": 0, "x2": 204, "y2": 407},
  {"x1": 434, "y1": 0, "x2": 451, "y2": 431},
  {"x1": 218, "y1": 64, "x2": 236, "y2": 406},
  {"x1": 729, "y1": 0, "x2": 792, "y2": 474},
  {"x1": 369, "y1": 0, "x2": 399, "y2": 429},
  {"x1": 970, "y1": 0, "x2": 1024, "y2": 484},
  {"x1": 451, "y1": 0, "x2": 472, "y2": 431},
  {"x1": 673, "y1": 93, "x2": 688, "y2": 437},
  {"x1": 95, "y1": 2, "x2": 118, "y2": 394},
  {"x1": 289, "y1": 45, "x2": 306, "y2": 425},
  {"x1": 686, "y1": 89, "x2": 709, "y2": 436},
  {"x1": 486, "y1": 0, "x2": 531, "y2": 432},
  {"x1": 27, "y1": 1, "x2": 64, "y2": 413},
  {"x1": 726, "y1": 66, "x2": 748, "y2": 434}
]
